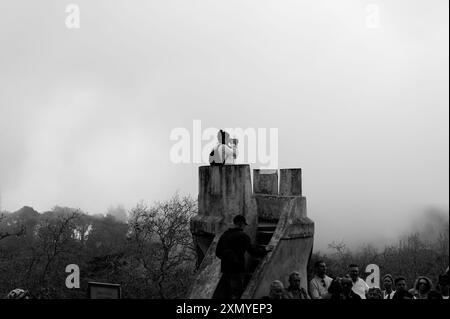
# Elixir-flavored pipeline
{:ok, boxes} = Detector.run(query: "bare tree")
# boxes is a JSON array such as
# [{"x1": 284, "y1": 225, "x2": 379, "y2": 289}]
[
  {"x1": 0, "y1": 214, "x2": 25, "y2": 241},
  {"x1": 128, "y1": 194, "x2": 197, "y2": 298},
  {"x1": 36, "y1": 210, "x2": 81, "y2": 289}
]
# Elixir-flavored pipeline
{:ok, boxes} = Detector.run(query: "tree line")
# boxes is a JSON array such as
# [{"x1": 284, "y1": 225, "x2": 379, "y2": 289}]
[
  {"x1": 0, "y1": 194, "x2": 197, "y2": 299},
  {"x1": 1, "y1": 196, "x2": 448, "y2": 298}
]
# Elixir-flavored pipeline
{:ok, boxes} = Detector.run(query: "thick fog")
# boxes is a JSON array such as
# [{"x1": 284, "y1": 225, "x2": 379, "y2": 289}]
[{"x1": 0, "y1": 0, "x2": 448, "y2": 251}]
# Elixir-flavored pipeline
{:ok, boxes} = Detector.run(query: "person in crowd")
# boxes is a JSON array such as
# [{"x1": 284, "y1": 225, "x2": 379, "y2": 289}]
[
  {"x1": 209, "y1": 130, "x2": 238, "y2": 165},
  {"x1": 392, "y1": 277, "x2": 414, "y2": 299},
  {"x1": 437, "y1": 273, "x2": 449, "y2": 299},
  {"x1": 411, "y1": 276, "x2": 433, "y2": 299},
  {"x1": 6, "y1": 288, "x2": 32, "y2": 299},
  {"x1": 367, "y1": 287, "x2": 383, "y2": 300},
  {"x1": 426, "y1": 272, "x2": 449, "y2": 299},
  {"x1": 262, "y1": 280, "x2": 289, "y2": 299},
  {"x1": 382, "y1": 274, "x2": 396, "y2": 299},
  {"x1": 309, "y1": 260, "x2": 333, "y2": 299},
  {"x1": 325, "y1": 277, "x2": 343, "y2": 300},
  {"x1": 216, "y1": 215, "x2": 269, "y2": 299},
  {"x1": 347, "y1": 264, "x2": 369, "y2": 299},
  {"x1": 340, "y1": 277, "x2": 362, "y2": 300},
  {"x1": 286, "y1": 271, "x2": 310, "y2": 299}
]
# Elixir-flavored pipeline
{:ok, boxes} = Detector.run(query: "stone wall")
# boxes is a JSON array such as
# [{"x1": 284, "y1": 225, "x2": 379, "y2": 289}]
[
  {"x1": 188, "y1": 165, "x2": 314, "y2": 299},
  {"x1": 241, "y1": 196, "x2": 314, "y2": 298},
  {"x1": 188, "y1": 165, "x2": 257, "y2": 298}
]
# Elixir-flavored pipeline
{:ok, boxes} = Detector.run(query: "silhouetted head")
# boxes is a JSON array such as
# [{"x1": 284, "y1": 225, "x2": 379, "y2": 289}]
[
  {"x1": 438, "y1": 273, "x2": 449, "y2": 295},
  {"x1": 314, "y1": 260, "x2": 327, "y2": 277},
  {"x1": 394, "y1": 277, "x2": 408, "y2": 292},
  {"x1": 288, "y1": 271, "x2": 301, "y2": 290},
  {"x1": 217, "y1": 130, "x2": 230, "y2": 145},
  {"x1": 439, "y1": 273, "x2": 449, "y2": 285},
  {"x1": 341, "y1": 277, "x2": 353, "y2": 294},
  {"x1": 328, "y1": 278, "x2": 343, "y2": 297},
  {"x1": 367, "y1": 287, "x2": 383, "y2": 299},
  {"x1": 7, "y1": 289, "x2": 32, "y2": 299},
  {"x1": 233, "y1": 215, "x2": 248, "y2": 229},
  {"x1": 348, "y1": 264, "x2": 359, "y2": 282}
]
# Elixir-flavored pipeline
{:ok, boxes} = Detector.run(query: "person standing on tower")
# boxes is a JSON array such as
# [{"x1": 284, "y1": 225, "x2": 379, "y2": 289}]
[{"x1": 209, "y1": 130, "x2": 238, "y2": 165}]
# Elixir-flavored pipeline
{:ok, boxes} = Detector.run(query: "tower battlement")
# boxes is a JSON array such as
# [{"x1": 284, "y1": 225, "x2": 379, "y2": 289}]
[{"x1": 188, "y1": 164, "x2": 314, "y2": 299}]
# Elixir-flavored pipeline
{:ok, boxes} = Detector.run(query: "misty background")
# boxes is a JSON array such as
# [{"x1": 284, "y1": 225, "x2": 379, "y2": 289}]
[{"x1": 0, "y1": 0, "x2": 448, "y2": 252}]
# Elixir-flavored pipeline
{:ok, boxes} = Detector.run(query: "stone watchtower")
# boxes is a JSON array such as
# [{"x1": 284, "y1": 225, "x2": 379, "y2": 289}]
[{"x1": 188, "y1": 164, "x2": 314, "y2": 299}]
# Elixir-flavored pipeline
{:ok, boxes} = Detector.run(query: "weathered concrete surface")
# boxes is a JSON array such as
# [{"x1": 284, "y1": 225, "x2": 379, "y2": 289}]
[
  {"x1": 192, "y1": 165, "x2": 258, "y2": 263},
  {"x1": 279, "y1": 169, "x2": 302, "y2": 196},
  {"x1": 189, "y1": 165, "x2": 314, "y2": 299},
  {"x1": 189, "y1": 165, "x2": 258, "y2": 298},
  {"x1": 246, "y1": 231, "x2": 313, "y2": 298},
  {"x1": 253, "y1": 170, "x2": 278, "y2": 195},
  {"x1": 241, "y1": 196, "x2": 314, "y2": 299},
  {"x1": 187, "y1": 231, "x2": 224, "y2": 298},
  {"x1": 198, "y1": 165, "x2": 256, "y2": 223},
  {"x1": 255, "y1": 195, "x2": 306, "y2": 221}
]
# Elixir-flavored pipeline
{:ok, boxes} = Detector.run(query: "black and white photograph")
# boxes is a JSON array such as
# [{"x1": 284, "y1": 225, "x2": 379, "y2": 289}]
[{"x1": 0, "y1": 0, "x2": 448, "y2": 315}]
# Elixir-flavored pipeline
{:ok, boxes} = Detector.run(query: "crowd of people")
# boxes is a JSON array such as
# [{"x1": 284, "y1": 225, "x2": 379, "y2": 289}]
[
  {"x1": 215, "y1": 214, "x2": 449, "y2": 300},
  {"x1": 262, "y1": 261, "x2": 449, "y2": 300}
]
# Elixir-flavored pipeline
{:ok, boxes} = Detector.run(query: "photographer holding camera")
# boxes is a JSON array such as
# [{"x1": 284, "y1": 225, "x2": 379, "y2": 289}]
[{"x1": 209, "y1": 130, "x2": 238, "y2": 165}]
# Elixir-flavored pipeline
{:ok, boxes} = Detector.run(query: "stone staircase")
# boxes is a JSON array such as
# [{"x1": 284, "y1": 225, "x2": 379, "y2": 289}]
[
  {"x1": 256, "y1": 220, "x2": 278, "y2": 246},
  {"x1": 189, "y1": 166, "x2": 314, "y2": 299},
  {"x1": 245, "y1": 219, "x2": 278, "y2": 278}
]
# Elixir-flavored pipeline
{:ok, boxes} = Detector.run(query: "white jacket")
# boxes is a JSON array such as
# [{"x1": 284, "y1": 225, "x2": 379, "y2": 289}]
[{"x1": 209, "y1": 143, "x2": 238, "y2": 165}]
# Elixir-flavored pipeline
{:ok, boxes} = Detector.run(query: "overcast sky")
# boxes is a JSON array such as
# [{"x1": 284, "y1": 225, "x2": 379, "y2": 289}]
[{"x1": 0, "y1": 0, "x2": 448, "y2": 251}]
